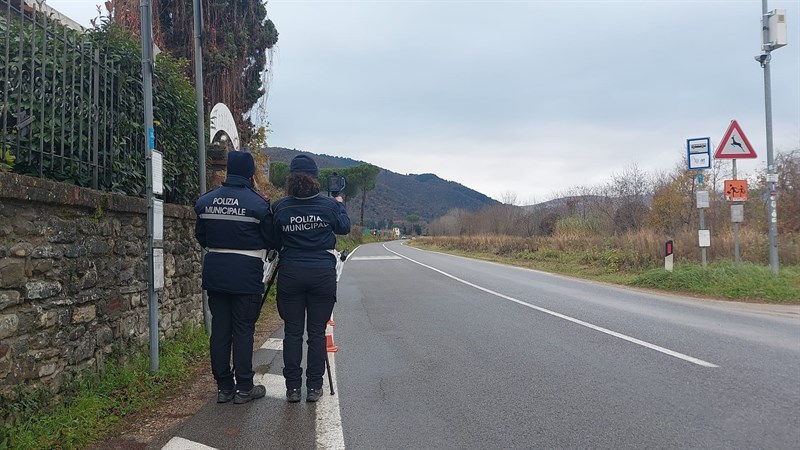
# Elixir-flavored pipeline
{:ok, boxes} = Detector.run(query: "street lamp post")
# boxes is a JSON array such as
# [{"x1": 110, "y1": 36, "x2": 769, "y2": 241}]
[
  {"x1": 139, "y1": 0, "x2": 158, "y2": 372},
  {"x1": 755, "y1": 1, "x2": 786, "y2": 275},
  {"x1": 192, "y1": 0, "x2": 212, "y2": 333}
]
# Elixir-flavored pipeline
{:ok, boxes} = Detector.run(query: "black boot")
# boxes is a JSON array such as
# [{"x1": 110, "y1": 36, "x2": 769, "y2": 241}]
[
  {"x1": 306, "y1": 388, "x2": 323, "y2": 402},
  {"x1": 234, "y1": 385, "x2": 266, "y2": 404},
  {"x1": 286, "y1": 388, "x2": 301, "y2": 403}
]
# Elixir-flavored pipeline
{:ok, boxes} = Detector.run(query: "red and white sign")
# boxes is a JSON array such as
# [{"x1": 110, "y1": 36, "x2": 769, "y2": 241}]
[{"x1": 715, "y1": 120, "x2": 757, "y2": 159}]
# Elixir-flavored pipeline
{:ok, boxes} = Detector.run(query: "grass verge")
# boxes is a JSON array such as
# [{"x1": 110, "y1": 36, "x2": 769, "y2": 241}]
[
  {"x1": 410, "y1": 240, "x2": 800, "y2": 303},
  {"x1": 1, "y1": 324, "x2": 209, "y2": 450},
  {"x1": 631, "y1": 262, "x2": 800, "y2": 302}
]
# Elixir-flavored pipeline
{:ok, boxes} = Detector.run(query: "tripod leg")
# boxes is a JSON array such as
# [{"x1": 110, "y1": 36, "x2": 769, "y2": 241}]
[{"x1": 325, "y1": 352, "x2": 335, "y2": 395}]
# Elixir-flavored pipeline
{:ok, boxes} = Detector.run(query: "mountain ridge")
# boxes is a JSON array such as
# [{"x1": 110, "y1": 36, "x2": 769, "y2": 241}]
[{"x1": 264, "y1": 147, "x2": 499, "y2": 223}]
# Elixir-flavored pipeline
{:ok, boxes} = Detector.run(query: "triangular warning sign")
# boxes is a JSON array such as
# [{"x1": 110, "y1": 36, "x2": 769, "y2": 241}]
[{"x1": 714, "y1": 120, "x2": 757, "y2": 159}]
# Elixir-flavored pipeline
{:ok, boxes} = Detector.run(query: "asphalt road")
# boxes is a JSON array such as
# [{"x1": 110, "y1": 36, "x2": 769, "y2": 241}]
[{"x1": 155, "y1": 240, "x2": 800, "y2": 449}]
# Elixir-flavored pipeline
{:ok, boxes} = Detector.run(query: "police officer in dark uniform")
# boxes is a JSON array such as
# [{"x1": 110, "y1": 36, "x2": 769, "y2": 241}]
[
  {"x1": 194, "y1": 151, "x2": 274, "y2": 404},
  {"x1": 271, "y1": 155, "x2": 351, "y2": 402}
]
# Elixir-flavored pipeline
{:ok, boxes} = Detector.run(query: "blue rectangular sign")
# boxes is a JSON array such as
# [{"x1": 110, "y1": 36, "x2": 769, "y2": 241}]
[{"x1": 687, "y1": 137, "x2": 711, "y2": 170}]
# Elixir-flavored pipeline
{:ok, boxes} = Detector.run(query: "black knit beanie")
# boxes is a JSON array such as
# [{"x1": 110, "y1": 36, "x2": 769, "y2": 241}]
[
  {"x1": 227, "y1": 151, "x2": 256, "y2": 178},
  {"x1": 289, "y1": 155, "x2": 319, "y2": 177}
]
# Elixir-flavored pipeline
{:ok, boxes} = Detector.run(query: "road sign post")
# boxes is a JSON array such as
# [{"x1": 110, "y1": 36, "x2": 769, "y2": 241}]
[
  {"x1": 688, "y1": 137, "x2": 712, "y2": 269},
  {"x1": 724, "y1": 178, "x2": 748, "y2": 265},
  {"x1": 716, "y1": 121, "x2": 758, "y2": 267},
  {"x1": 696, "y1": 190, "x2": 709, "y2": 268},
  {"x1": 140, "y1": 0, "x2": 159, "y2": 372}
]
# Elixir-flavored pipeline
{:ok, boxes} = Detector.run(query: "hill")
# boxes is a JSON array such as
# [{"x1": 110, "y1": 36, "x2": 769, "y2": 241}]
[{"x1": 264, "y1": 147, "x2": 499, "y2": 224}]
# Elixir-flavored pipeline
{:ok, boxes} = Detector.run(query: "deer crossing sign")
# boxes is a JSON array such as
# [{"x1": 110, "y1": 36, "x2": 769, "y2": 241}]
[{"x1": 715, "y1": 120, "x2": 757, "y2": 159}]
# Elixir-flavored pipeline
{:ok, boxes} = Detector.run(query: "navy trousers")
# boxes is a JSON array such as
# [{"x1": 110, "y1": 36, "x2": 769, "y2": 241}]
[
  {"x1": 277, "y1": 266, "x2": 336, "y2": 390},
  {"x1": 208, "y1": 291, "x2": 262, "y2": 391}
]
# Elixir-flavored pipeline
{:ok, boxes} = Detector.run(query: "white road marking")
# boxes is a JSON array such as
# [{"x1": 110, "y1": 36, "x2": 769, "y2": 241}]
[
  {"x1": 252, "y1": 372, "x2": 290, "y2": 400},
  {"x1": 161, "y1": 436, "x2": 218, "y2": 450},
  {"x1": 316, "y1": 352, "x2": 345, "y2": 450},
  {"x1": 258, "y1": 329, "x2": 346, "y2": 448},
  {"x1": 349, "y1": 256, "x2": 402, "y2": 260},
  {"x1": 260, "y1": 337, "x2": 283, "y2": 351},
  {"x1": 384, "y1": 243, "x2": 718, "y2": 368}
]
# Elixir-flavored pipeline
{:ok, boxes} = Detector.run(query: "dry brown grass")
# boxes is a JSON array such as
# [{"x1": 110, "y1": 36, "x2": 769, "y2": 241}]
[{"x1": 416, "y1": 228, "x2": 799, "y2": 270}]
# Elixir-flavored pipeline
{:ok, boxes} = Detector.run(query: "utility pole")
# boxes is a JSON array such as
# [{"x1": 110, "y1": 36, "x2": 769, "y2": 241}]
[
  {"x1": 139, "y1": 0, "x2": 159, "y2": 371},
  {"x1": 755, "y1": 2, "x2": 787, "y2": 275},
  {"x1": 193, "y1": 0, "x2": 212, "y2": 333}
]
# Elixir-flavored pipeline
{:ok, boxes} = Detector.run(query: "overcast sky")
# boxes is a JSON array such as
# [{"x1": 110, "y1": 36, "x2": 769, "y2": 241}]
[{"x1": 50, "y1": 0, "x2": 800, "y2": 204}]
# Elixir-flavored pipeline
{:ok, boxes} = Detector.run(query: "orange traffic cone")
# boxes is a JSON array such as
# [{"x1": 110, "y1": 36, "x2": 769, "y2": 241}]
[{"x1": 325, "y1": 317, "x2": 339, "y2": 352}]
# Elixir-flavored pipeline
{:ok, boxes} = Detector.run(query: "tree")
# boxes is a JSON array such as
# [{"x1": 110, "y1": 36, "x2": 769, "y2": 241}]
[
  {"x1": 647, "y1": 169, "x2": 694, "y2": 235},
  {"x1": 777, "y1": 150, "x2": 799, "y2": 233},
  {"x1": 345, "y1": 164, "x2": 380, "y2": 226},
  {"x1": 614, "y1": 200, "x2": 649, "y2": 234},
  {"x1": 539, "y1": 211, "x2": 560, "y2": 236},
  {"x1": 765, "y1": 149, "x2": 800, "y2": 233},
  {"x1": 406, "y1": 215, "x2": 420, "y2": 236},
  {"x1": 111, "y1": 0, "x2": 279, "y2": 142},
  {"x1": 269, "y1": 162, "x2": 289, "y2": 188}
]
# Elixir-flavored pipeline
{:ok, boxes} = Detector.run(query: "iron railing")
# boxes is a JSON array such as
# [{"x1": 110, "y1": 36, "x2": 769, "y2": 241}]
[{"x1": 1, "y1": 0, "x2": 120, "y2": 190}]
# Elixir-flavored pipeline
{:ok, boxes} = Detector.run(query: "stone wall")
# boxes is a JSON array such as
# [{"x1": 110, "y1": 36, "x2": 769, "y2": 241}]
[{"x1": 0, "y1": 172, "x2": 203, "y2": 399}]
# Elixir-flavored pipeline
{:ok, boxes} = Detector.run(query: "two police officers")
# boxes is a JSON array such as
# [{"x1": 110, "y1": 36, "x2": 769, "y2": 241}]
[
  {"x1": 194, "y1": 151, "x2": 273, "y2": 404},
  {"x1": 271, "y1": 155, "x2": 351, "y2": 402}
]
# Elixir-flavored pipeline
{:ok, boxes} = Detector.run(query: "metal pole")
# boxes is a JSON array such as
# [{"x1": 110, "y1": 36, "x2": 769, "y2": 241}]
[
  {"x1": 761, "y1": 0, "x2": 780, "y2": 274},
  {"x1": 140, "y1": 0, "x2": 158, "y2": 372},
  {"x1": 193, "y1": 0, "x2": 212, "y2": 333},
  {"x1": 699, "y1": 208, "x2": 707, "y2": 268},
  {"x1": 732, "y1": 159, "x2": 740, "y2": 264}
]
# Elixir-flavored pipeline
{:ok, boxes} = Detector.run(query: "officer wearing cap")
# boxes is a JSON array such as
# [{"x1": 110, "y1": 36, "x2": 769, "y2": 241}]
[
  {"x1": 271, "y1": 154, "x2": 351, "y2": 403},
  {"x1": 194, "y1": 151, "x2": 274, "y2": 404}
]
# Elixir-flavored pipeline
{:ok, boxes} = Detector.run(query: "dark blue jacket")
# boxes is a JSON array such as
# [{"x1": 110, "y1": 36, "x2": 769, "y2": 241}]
[
  {"x1": 271, "y1": 193, "x2": 351, "y2": 269},
  {"x1": 194, "y1": 175, "x2": 275, "y2": 294}
]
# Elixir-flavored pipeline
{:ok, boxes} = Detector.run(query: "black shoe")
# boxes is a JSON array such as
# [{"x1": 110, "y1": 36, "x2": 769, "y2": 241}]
[
  {"x1": 306, "y1": 388, "x2": 323, "y2": 403},
  {"x1": 217, "y1": 389, "x2": 235, "y2": 403},
  {"x1": 234, "y1": 385, "x2": 266, "y2": 404},
  {"x1": 286, "y1": 388, "x2": 301, "y2": 403}
]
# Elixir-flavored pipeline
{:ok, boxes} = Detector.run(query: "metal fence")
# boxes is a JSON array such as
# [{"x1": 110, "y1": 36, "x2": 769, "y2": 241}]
[{"x1": 1, "y1": 0, "x2": 119, "y2": 189}]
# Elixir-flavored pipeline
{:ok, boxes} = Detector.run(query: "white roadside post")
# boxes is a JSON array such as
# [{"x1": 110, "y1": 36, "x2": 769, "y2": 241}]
[{"x1": 664, "y1": 240, "x2": 674, "y2": 272}]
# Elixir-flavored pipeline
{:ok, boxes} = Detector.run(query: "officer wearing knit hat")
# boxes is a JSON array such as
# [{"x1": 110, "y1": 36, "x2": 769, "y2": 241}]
[
  {"x1": 227, "y1": 149, "x2": 257, "y2": 178},
  {"x1": 194, "y1": 150, "x2": 275, "y2": 404},
  {"x1": 271, "y1": 154, "x2": 350, "y2": 402},
  {"x1": 289, "y1": 154, "x2": 319, "y2": 177}
]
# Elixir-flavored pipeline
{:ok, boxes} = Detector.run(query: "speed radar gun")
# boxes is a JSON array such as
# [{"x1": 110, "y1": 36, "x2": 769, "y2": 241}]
[{"x1": 327, "y1": 172, "x2": 346, "y2": 197}]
